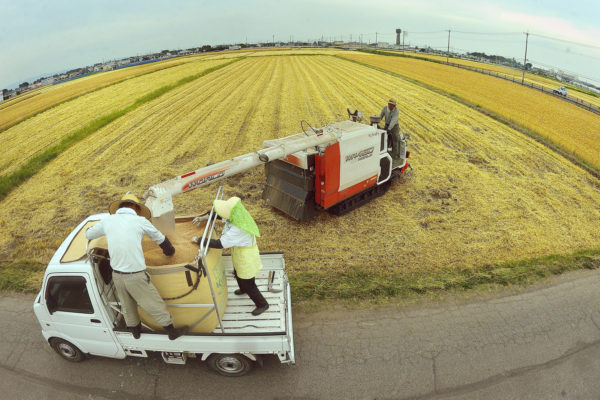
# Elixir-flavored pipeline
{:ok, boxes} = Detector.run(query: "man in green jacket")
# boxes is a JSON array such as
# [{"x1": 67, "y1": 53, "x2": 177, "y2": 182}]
[{"x1": 206, "y1": 197, "x2": 269, "y2": 316}]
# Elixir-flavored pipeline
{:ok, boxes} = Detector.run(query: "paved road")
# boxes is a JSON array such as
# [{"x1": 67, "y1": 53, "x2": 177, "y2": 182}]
[{"x1": 2, "y1": 269, "x2": 600, "y2": 400}]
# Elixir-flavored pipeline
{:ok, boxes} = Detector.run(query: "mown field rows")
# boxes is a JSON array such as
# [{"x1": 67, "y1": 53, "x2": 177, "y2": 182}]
[
  {"x1": 341, "y1": 52, "x2": 600, "y2": 169},
  {"x1": 0, "y1": 57, "x2": 202, "y2": 132},
  {"x1": 1, "y1": 55, "x2": 599, "y2": 291},
  {"x1": 0, "y1": 58, "x2": 231, "y2": 176},
  {"x1": 385, "y1": 50, "x2": 600, "y2": 107}
]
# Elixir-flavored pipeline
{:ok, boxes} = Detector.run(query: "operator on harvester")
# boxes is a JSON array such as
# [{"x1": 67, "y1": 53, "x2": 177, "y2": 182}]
[{"x1": 379, "y1": 98, "x2": 402, "y2": 165}]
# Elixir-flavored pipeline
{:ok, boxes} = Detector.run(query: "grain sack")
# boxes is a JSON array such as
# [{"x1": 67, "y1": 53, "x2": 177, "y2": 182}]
[{"x1": 139, "y1": 218, "x2": 228, "y2": 333}]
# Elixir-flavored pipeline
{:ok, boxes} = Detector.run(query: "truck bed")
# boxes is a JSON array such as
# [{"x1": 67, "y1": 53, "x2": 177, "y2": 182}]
[
  {"x1": 113, "y1": 253, "x2": 294, "y2": 363},
  {"x1": 217, "y1": 253, "x2": 287, "y2": 335}
]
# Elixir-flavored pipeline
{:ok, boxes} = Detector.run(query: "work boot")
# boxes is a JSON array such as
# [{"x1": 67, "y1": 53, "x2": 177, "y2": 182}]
[
  {"x1": 252, "y1": 304, "x2": 269, "y2": 316},
  {"x1": 246, "y1": 286, "x2": 269, "y2": 316},
  {"x1": 129, "y1": 323, "x2": 142, "y2": 339},
  {"x1": 234, "y1": 289, "x2": 246, "y2": 295},
  {"x1": 164, "y1": 324, "x2": 189, "y2": 340}
]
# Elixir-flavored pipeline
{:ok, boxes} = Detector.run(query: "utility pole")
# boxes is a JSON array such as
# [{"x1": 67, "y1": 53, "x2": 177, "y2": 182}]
[
  {"x1": 273, "y1": 34, "x2": 275, "y2": 46},
  {"x1": 446, "y1": 30, "x2": 451, "y2": 63},
  {"x1": 376, "y1": 32, "x2": 378, "y2": 45},
  {"x1": 522, "y1": 32, "x2": 529, "y2": 84}
]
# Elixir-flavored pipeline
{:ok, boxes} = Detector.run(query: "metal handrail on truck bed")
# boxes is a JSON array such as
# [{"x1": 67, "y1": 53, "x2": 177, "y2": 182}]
[{"x1": 198, "y1": 186, "x2": 225, "y2": 333}]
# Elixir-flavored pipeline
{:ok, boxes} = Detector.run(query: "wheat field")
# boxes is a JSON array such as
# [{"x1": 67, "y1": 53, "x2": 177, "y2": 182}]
[
  {"x1": 391, "y1": 51, "x2": 600, "y2": 107},
  {"x1": 342, "y1": 52, "x2": 600, "y2": 169},
  {"x1": 1, "y1": 54, "x2": 599, "y2": 286},
  {"x1": 0, "y1": 57, "x2": 201, "y2": 132},
  {"x1": 0, "y1": 58, "x2": 231, "y2": 175}
]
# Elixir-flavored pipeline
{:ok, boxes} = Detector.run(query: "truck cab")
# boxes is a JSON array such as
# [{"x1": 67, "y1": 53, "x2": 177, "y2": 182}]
[
  {"x1": 33, "y1": 190, "x2": 295, "y2": 376},
  {"x1": 553, "y1": 86, "x2": 568, "y2": 97}
]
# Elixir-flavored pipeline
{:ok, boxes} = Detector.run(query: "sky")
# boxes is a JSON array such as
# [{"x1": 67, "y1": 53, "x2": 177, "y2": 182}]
[{"x1": 1, "y1": 0, "x2": 599, "y2": 90}]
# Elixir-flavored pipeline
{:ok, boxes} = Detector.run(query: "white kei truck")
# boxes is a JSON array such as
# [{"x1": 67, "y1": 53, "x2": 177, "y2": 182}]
[{"x1": 33, "y1": 188, "x2": 295, "y2": 377}]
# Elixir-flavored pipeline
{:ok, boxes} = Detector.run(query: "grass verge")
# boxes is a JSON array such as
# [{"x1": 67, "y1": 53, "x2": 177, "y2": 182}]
[
  {"x1": 290, "y1": 249, "x2": 600, "y2": 302},
  {"x1": 0, "y1": 58, "x2": 242, "y2": 200},
  {"x1": 0, "y1": 261, "x2": 46, "y2": 292},
  {"x1": 3, "y1": 249, "x2": 599, "y2": 298}
]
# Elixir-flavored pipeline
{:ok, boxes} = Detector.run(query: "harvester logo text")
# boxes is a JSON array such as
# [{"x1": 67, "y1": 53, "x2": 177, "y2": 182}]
[
  {"x1": 345, "y1": 146, "x2": 374, "y2": 162},
  {"x1": 184, "y1": 170, "x2": 226, "y2": 190}
]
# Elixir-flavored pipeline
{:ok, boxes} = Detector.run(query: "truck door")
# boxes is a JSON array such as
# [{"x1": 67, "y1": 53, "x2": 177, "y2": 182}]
[{"x1": 40, "y1": 273, "x2": 120, "y2": 358}]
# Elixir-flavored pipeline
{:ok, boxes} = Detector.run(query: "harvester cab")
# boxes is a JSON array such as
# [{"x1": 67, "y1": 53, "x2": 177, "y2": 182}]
[{"x1": 368, "y1": 113, "x2": 410, "y2": 170}]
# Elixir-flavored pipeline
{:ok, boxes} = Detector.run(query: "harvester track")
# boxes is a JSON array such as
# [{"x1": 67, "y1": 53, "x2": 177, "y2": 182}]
[{"x1": 329, "y1": 179, "x2": 392, "y2": 216}]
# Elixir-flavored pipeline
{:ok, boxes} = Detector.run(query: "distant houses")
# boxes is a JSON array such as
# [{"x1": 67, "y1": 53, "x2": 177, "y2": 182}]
[
  {"x1": 0, "y1": 50, "x2": 190, "y2": 101},
  {"x1": 1, "y1": 89, "x2": 17, "y2": 101}
]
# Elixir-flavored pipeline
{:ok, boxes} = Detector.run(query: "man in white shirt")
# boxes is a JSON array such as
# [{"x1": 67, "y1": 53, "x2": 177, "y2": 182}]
[
  {"x1": 379, "y1": 98, "x2": 402, "y2": 161},
  {"x1": 86, "y1": 194, "x2": 187, "y2": 340}
]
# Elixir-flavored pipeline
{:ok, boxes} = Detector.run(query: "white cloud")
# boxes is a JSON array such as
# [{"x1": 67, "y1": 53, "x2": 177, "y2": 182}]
[
  {"x1": 498, "y1": 10, "x2": 600, "y2": 47},
  {"x1": 1, "y1": 0, "x2": 598, "y2": 88}
]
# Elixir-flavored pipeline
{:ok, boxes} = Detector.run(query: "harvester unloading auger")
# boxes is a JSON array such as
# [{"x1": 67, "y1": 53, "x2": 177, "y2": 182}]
[{"x1": 144, "y1": 111, "x2": 410, "y2": 233}]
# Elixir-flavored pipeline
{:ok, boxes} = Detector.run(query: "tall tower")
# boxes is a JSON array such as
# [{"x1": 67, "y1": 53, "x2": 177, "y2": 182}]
[{"x1": 396, "y1": 29, "x2": 401, "y2": 45}]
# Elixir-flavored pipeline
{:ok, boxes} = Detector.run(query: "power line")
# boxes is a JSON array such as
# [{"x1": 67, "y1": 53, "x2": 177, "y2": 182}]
[
  {"x1": 529, "y1": 33, "x2": 600, "y2": 50},
  {"x1": 527, "y1": 58, "x2": 600, "y2": 83},
  {"x1": 449, "y1": 37, "x2": 525, "y2": 44},
  {"x1": 528, "y1": 39, "x2": 600, "y2": 60},
  {"x1": 452, "y1": 31, "x2": 522, "y2": 36},
  {"x1": 405, "y1": 30, "x2": 447, "y2": 35}
]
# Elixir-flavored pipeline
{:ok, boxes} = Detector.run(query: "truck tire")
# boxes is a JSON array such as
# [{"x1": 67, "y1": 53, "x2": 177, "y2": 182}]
[
  {"x1": 49, "y1": 338, "x2": 85, "y2": 362},
  {"x1": 206, "y1": 354, "x2": 252, "y2": 377}
]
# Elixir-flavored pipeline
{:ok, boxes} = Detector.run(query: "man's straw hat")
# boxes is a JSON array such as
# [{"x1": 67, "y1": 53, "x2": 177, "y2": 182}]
[
  {"x1": 388, "y1": 98, "x2": 397, "y2": 106},
  {"x1": 109, "y1": 193, "x2": 151, "y2": 219},
  {"x1": 213, "y1": 196, "x2": 241, "y2": 220},
  {"x1": 213, "y1": 196, "x2": 260, "y2": 237}
]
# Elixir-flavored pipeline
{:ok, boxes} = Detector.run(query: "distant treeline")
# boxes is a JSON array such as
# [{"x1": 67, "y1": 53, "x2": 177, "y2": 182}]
[{"x1": 467, "y1": 52, "x2": 522, "y2": 68}]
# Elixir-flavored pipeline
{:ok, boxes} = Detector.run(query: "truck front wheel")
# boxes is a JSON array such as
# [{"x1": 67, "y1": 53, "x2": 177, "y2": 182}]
[
  {"x1": 49, "y1": 338, "x2": 85, "y2": 362},
  {"x1": 207, "y1": 354, "x2": 252, "y2": 377}
]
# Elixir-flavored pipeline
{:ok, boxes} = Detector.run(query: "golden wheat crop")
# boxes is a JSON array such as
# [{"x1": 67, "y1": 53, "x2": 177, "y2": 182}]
[
  {"x1": 396, "y1": 51, "x2": 600, "y2": 107},
  {"x1": 0, "y1": 59, "x2": 230, "y2": 175},
  {"x1": 342, "y1": 52, "x2": 600, "y2": 169},
  {"x1": 1, "y1": 54, "x2": 599, "y2": 285},
  {"x1": 0, "y1": 57, "x2": 207, "y2": 132},
  {"x1": 396, "y1": 52, "x2": 600, "y2": 100},
  {"x1": 0, "y1": 87, "x2": 48, "y2": 111}
]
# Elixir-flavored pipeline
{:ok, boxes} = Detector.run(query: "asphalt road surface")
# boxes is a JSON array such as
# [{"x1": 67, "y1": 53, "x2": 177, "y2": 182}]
[{"x1": 2, "y1": 268, "x2": 600, "y2": 400}]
